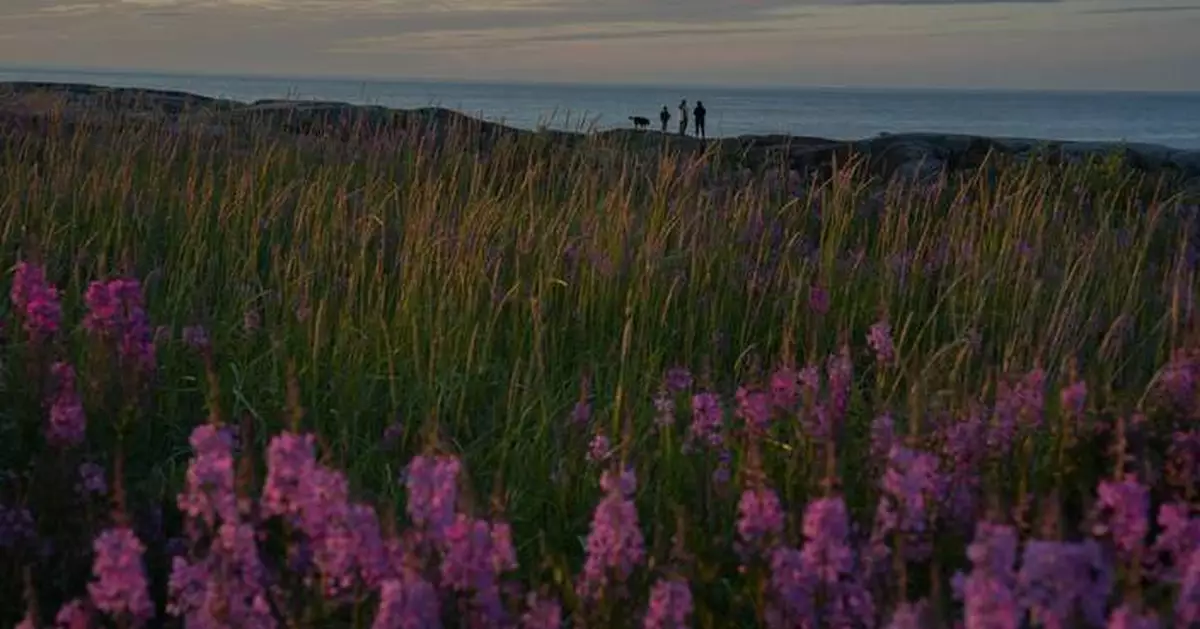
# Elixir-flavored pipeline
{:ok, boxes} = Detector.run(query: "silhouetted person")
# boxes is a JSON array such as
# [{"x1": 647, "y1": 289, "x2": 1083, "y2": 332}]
[
  {"x1": 660, "y1": 105, "x2": 671, "y2": 132},
  {"x1": 693, "y1": 101, "x2": 707, "y2": 139},
  {"x1": 678, "y1": 99, "x2": 689, "y2": 136}
]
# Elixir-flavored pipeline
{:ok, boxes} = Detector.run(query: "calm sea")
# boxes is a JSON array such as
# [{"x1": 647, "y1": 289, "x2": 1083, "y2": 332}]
[{"x1": 3, "y1": 67, "x2": 1200, "y2": 150}]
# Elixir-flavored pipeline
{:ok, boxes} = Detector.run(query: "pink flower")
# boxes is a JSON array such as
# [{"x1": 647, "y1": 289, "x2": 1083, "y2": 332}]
[
  {"x1": 373, "y1": 568, "x2": 442, "y2": 629},
  {"x1": 578, "y1": 468, "x2": 645, "y2": 602},
  {"x1": 83, "y1": 277, "x2": 156, "y2": 375},
  {"x1": 688, "y1": 392, "x2": 724, "y2": 449},
  {"x1": 736, "y1": 486, "x2": 784, "y2": 558},
  {"x1": 867, "y1": 320, "x2": 895, "y2": 364},
  {"x1": 588, "y1": 433, "x2": 613, "y2": 464},
  {"x1": 55, "y1": 599, "x2": 92, "y2": 629},
  {"x1": 88, "y1": 527, "x2": 154, "y2": 623},
  {"x1": 404, "y1": 455, "x2": 461, "y2": 542},
  {"x1": 735, "y1": 386, "x2": 773, "y2": 433},
  {"x1": 46, "y1": 362, "x2": 86, "y2": 448},
  {"x1": 177, "y1": 424, "x2": 238, "y2": 530},
  {"x1": 11, "y1": 260, "x2": 62, "y2": 340},
  {"x1": 643, "y1": 578, "x2": 693, "y2": 629}
]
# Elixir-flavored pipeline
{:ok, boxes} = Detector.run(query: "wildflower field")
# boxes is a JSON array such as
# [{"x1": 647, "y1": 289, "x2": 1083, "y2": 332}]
[{"x1": 2, "y1": 103, "x2": 1200, "y2": 628}]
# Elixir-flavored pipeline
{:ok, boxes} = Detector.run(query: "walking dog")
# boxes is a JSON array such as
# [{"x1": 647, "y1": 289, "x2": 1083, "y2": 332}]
[{"x1": 628, "y1": 116, "x2": 651, "y2": 130}]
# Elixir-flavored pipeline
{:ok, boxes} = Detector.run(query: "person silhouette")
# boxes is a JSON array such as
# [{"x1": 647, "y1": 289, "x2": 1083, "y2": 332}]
[
  {"x1": 693, "y1": 100, "x2": 707, "y2": 140},
  {"x1": 678, "y1": 99, "x2": 689, "y2": 136},
  {"x1": 659, "y1": 105, "x2": 671, "y2": 133}
]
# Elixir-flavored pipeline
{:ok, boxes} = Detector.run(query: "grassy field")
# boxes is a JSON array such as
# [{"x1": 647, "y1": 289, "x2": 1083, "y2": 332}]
[{"x1": 1, "y1": 106, "x2": 1199, "y2": 628}]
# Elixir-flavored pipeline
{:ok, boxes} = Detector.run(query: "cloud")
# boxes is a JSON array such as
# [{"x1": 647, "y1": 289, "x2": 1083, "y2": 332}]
[{"x1": 1079, "y1": 4, "x2": 1200, "y2": 15}]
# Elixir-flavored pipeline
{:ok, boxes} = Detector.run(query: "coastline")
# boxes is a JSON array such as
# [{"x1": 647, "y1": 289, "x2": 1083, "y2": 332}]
[{"x1": 3, "y1": 80, "x2": 1199, "y2": 186}]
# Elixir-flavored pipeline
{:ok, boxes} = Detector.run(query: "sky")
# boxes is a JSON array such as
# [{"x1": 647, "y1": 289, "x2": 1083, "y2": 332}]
[{"x1": 0, "y1": 0, "x2": 1198, "y2": 91}]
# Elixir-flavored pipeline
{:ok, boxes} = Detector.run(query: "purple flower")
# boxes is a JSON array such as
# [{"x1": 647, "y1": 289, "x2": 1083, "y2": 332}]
[
  {"x1": 0, "y1": 505, "x2": 35, "y2": 551},
  {"x1": 735, "y1": 386, "x2": 773, "y2": 433},
  {"x1": 177, "y1": 424, "x2": 238, "y2": 530},
  {"x1": 578, "y1": 468, "x2": 645, "y2": 602},
  {"x1": 83, "y1": 277, "x2": 156, "y2": 375},
  {"x1": 181, "y1": 325, "x2": 210, "y2": 352},
  {"x1": 1060, "y1": 380, "x2": 1087, "y2": 417},
  {"x1": 955, "y1": 522, "x2": 1020, "y2": 629},
  {"x1": 664, "y1": 367, "x2": 693, "y2": 393},
  {"x1": 799, "y1": 497, "x2": 875, "y2": 628},
  {"x1": 571, "y1": 400, "x2": 592, "y2": 426},
  {"x1": 1093, "y1": 477, "x2": 1150, "y2": 560},
  {"x1": 736, "y1": 486, "x2": 784, "y2": 557},
  {"x1": 872, "y1": 445, "x2": 945, "y2": 564},
  {"x1": 77, "y1": 462, "x2": 108, "y2": 497},
  {"x1": 1159, "y1": 348, "x2": 1200, "y2": 411},
  {"x1": 439, "y1": 514, "x2": 514, "y2": 623},
  {"x1": 870, "y1": 414, "x2": 895, "y2": 462},
  {"x1": 653, "y1": 389, "x2": 676, "y2": 430},
  {"x1": 403, "y1": 454, "x2": 461, "y2": 542},
  {"x1": 765, "y1": 546, "x2": 816, "y2": 629},
  {"x1": 11, "y1": 260, "x2": 62, "y2": 340},
  {"x1": 261, "y1": 432, "x2": 319, "y2": 520},
  {"x1": 1106, "y1": 606, "x2": 1160, "y2": 629},
  {"x1": 46, "y1": 362, "x2": 87, "y2": 448},
  {"x1": 688, "y1": 392, "x2": 724, "y2": 449},
  {"x1": 867, "y1": 320, "x2": 895, "y2": 364},
  {"x1": 1178, "y1": 547, "x2": 1200, "y2": 627},
  {"x1": 55, "y1": 599, "x2": 92, "y2": 629},
  {"x1": 373, "y1": 569, "x2": 443, "y2": 629},
  {"x1": 770, "y1": 367, "x2": 800, "y2": 411},
  {"x1": 643, "y1": 578, "x2": 693, "y2": 629},
  {"x1": 884, "y1": 602, "x2": 928, "y2": 629},
  {"x1": 168, "y1": 522, "x2": 277, "y2": 628},
  {"x1": 809, "y1": 284, "x2": 830, "y2": 315},
  {"x1": 88, "y1": 527, "x2": 154, "y2": 623},
  {"x1": 1016, "y1": 539, "x2": 1111, "y2": 628},
  {"x1": 1150, "y1": 502, "x2": 1200, "y2": 583},
  {"x1": 588, "y1": 433, "x2": 613, "y2": 464},
  {"x1": 521, "y1": 593, "x2": 562, "y2": 629}
]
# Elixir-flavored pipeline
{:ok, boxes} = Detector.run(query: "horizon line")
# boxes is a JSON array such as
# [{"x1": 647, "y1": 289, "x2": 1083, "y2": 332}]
[{"x1": 3, "y1": 64, "x2": 1200, "y2": 98}]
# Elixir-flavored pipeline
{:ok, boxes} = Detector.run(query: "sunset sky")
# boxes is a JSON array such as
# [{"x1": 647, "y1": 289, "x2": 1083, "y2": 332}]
[{"x1": 0, "y1": 0, "x2": 1197, "y2": 91}]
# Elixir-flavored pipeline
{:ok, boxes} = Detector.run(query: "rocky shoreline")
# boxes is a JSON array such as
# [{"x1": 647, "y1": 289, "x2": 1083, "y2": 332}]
[{"x1": 3, "y1": 80, "x2": 1199, "y2": 187}]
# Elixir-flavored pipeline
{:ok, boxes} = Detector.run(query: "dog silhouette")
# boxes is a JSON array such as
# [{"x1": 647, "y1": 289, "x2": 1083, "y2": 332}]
[{"x1": 629, "y1": 116, "x2": 651, "y2": 130}]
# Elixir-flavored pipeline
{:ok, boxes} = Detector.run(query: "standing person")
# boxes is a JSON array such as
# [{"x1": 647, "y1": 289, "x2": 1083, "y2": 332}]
[
  {"x1": 678, "y1": 99, "x2": 689, "y2": 136},
  {"x1": 693, "y1": 100, "x2": 707, "y2": 140},
  {"x1": 659, "y1": 105, "x2": 671, "y2": 133}
]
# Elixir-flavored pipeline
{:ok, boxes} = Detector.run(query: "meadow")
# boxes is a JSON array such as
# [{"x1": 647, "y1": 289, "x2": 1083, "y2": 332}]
[{"x1": 1, "y1": 101, "x2": 1200, "y2": 628}]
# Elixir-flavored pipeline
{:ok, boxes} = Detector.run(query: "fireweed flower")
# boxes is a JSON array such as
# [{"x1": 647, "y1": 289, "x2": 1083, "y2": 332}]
[
  {"x1": 168, "y1": 522, "x2": 277, "y2": 629},
  {"x1": 799, "y1": 497, "x2": 875, "y2": 628},
  {"x1": 954, "y1": 522, "x2": 1020, "y2": 629},
  {"x1": 688, "y1": 392, "x2": 724, "y2": 449},
  {"x1": 439, "y1": 514, "x2": 515, "y2": 624},
  {"x1": 1093, "y1": 477, "x2": 1150, "y2": 561},
  {"x1": 1060, "y1": 379, "x2": 1088, "y2": 417},
  {"x1": 403, "y1": 455, "x2": 461, "y2": 541},
  {"x1": 77, "y1": 462, "x2": 108, "y2": 498},
  {"x1": 1159, "y1": 348, "x2": 1200, "y2": 411},
  {"x1": 765, "y1": 546, "x2": 816, "y2": 629},
  {"x1": 736, "y1": 485, "x2": 784, "y2": 558},
  {"x1": 769, "y1": 366, "x2": 800, "y2": 411},
  {"x1": 735, "y1": 386, "x2": 773, "y2": 433},
  {"x1": 373, "y1": 568, "x2": 443, "y2": 629},
  {"x1": 177, "y1": 424, "x2": 238, "y2": 531},
  {"x1": 55, "y1": 599, "x2": 91, "y2": 629},
  {"x1": 870, "y1": 414, "x2": 896, "y2": 462},
  {"x1": 884, "y1": 602, "x2": 928, "y2": 629},
  {"x1": 874, "y1": 444, "x2": 945, "y2": 563},
  {"x1": 11, "y1": 260, "x2": 62, "y2": 340},
  {"x1": 181, "y1": 325, "x2": 210, "y2": 352},
  {"x1": 46, "y1": 362, "x2": 87, "y2": 448},
  {"x1": 588, "y1": 433, "x2": 613, "y2": 463},
  {"x1": 1016, "y1": 539, "x2": 1112, "y2": 629},
  {"x1": 521, "y1": 593, "x2": 563, "y2": 629},
  {"x1": 643, "y1": 577, "x2": 693, "y2": 629},
  {"x1": 88, "y1": 527, "x2": 154, "y2": 623},
  {"x1": 809, "y1": 284, "x2": 830, "y2": 315},
  {"x1": 578, "y1": 468, "x2": 645, "y2": 602},
  {"x1": 826, "y1": 347, "x2": 853, "y2": 421},
  {"x1": 653, "y1": 388, "x2": 676, "y2": 430},
  {"x1": 1151, "y1": 503, "x2": 1200, "y2": 583},
  {"x1": 83, "y1": 277, "x2": 156, "y2": 375},
  {"x1": 1106, "y1": 605, "x2": 1161, "y2": 629},
  {"x1": 664, "y1": 367, "x2": 693, "y2": 394},
  {"x1": 867, "y1": 320, "x2": 896, "y2": 365}
]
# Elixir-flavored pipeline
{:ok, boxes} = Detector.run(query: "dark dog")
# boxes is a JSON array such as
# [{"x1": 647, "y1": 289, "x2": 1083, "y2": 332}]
[{"x1": 629, "y1": 116, "x2": 650, "y2": 130}]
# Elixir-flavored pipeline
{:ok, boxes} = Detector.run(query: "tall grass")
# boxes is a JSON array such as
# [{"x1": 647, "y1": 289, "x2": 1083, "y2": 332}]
[{"x1": 1, "y1": 101, "x2": 1198, "y2": 627}]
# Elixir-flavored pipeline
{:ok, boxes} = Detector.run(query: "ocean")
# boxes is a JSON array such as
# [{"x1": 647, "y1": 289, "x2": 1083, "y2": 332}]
[{"x1": 3, "y1": 67, "x2": 1200, "y2": 150}]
